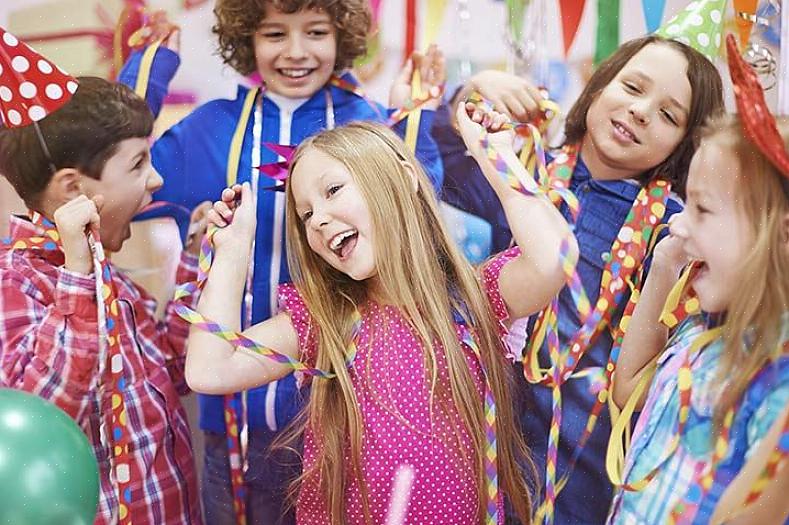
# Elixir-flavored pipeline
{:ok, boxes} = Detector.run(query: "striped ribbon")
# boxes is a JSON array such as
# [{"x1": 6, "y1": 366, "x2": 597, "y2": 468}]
[
  {"x1": 606, "y1": 328, "x2": 721, "y2": 492},
  {"x1": 469, "y1": 94, "x2": 581, "y2": 523},
  {"x1": 520, "y1": 148, "x2": 672, "y2": 523},
  {"x1": 458, "y1": 325, "x2": 499, "y2": 525},
  {"x1": 540, "y1": 222, "x2": 671, "y2": 508},
  {"x1": 5, "y1": 212, "x2": 138, "y2": 524},
  {"x1": 173, "y1": 227, "x2": 353, "y2": 378},
  {"x1": 466, "y1": 93, "x2": 674, "y2": 522},
  {"x1": 328, "y1": 75, "x2": 444, "y2": 128},
  {"x1": 743, "y1": 411, "x2": 789, "y2": 506}
]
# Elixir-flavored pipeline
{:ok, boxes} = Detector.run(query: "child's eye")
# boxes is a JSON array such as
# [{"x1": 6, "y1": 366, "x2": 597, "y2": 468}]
[
  {"x1": 661, "y1": 109, "x2": 678, "y2": 126},
  {"x1": 308, "y1": 30, "x2": 330, "y2": 37},
  {"x1": 623, "y1": 82, "x2": 641, "y2": 94},
  {"x1": 132, "y1": 155, "x2": 148, "y2": 171},
  {"x1": 301, "y1": 210, "x2": 313, "y2": 223},
  {"x1": 327, "y1": 184, "x2": 342, "y2": 196},
  {"x1": 695, "y1": 203, "x2": 710, "y2": 215},
  {"x1": 262, "y1": 31, "x2": 285, "y2": 39}
]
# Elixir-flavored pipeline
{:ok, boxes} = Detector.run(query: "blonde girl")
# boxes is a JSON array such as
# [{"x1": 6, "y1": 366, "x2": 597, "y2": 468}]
[
  {"x1": 186, "y1": 106, "x2": 576, "y2": 524},
  {"x1": 610, "y1": 40, "x2": 789, "y2": 523}
]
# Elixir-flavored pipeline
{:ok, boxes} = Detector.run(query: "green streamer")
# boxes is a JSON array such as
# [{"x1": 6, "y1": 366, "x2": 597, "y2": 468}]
[
  {"x1": 507, "y1": 0, "x2": 530, "y2": 42},
  {"x1": 594, "y1": 0, "x2": 620, "y2": 66}
]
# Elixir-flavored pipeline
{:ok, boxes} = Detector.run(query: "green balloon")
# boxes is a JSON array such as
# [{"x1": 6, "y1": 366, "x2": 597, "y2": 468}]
[{"x1": 0, "y1": 389, "x2": 99, "y2": 525}]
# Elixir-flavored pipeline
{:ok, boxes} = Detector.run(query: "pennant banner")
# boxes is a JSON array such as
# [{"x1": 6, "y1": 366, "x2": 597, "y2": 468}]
[
  {"x1": 595, "y1": 0, "x2": 620, "y2": 66},
  {"x1": 559, "y1": 0, "x2": 587, "y2": 56},
  {"x1": 507, "y1": 0, "x2": 530, "y2": 43},
  {"x1": 404, "y1": 0, "x2": 417, "y2": 61},
  {"x1": 642, "y1": 0, "x2": 667, "y2": 33},
  {"x1": 733, "y1": 0, "x2": 758, "y2": 49}
]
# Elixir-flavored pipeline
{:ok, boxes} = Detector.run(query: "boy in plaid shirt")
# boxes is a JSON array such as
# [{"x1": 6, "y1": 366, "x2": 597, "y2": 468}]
[{"x1": 0, "y1": 75, "x2": 205, "y2": 524}]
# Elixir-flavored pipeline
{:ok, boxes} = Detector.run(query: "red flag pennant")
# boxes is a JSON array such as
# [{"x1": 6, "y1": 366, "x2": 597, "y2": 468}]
[{"x1": 559, "y1": 0, "x2": 587, "y2": 56}]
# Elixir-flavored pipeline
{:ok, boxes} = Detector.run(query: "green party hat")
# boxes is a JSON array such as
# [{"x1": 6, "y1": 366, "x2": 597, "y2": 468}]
[{"x1": 656, "y1": 0, "x2": 727, "y2": 59}]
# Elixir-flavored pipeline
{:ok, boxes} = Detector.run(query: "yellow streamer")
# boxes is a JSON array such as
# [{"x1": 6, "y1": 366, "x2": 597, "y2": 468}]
[
  {"x1": 226, "y1": 88, "x2": 260, "y2": 187},
  {"x1": 133, "y1": 40, "x2": 163, "y2": 100},
  {"x1": 606, "y1": 327, "x2": 722, "y2": 489},
  {"x1": 421, "y1": 0, "x2": 448, "y2": 49},
  {"x1": 404, "y1": 69, "x2": 423, "y2": 153}
]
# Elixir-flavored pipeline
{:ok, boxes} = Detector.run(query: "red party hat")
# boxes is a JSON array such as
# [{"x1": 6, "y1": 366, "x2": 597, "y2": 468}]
[
  {"x1": 726, "y1": 33, "x2": 789, "y2": 179},
  {"x1": 0, "y1": 26, "x2": 78, "y2": 129}
]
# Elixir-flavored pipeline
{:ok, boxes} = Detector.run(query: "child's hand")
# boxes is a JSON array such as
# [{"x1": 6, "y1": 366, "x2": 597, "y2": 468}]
[
  {"x1": 54, "y1": 194, "x2": 104, "y2": 275},
  {"x1": 389, "y1": 44, "x2": 446, "y2": 111},
  {"x1": 652, "y1": 227, "x2": 690, "y2": 278},
  {"x1": 207, "y1": 183, "x2": 256, "y2": 253},
  {"x1": 455, "y1": 101, "x2": 514, "y2": 160},
  {"x1": 128, "y1": 9, "x2": 181, "y2": 53},
  {"x1": 462, "y1": 70, "x2": 545, "y2": 123},
  {"x1": 184, "y1": 201, "x2": 212, "y2": 256}
]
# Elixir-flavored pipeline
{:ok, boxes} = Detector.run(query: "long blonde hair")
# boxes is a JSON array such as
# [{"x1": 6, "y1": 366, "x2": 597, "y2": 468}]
[
  {"x1": 282, "y1": 121, "x2": 534, "y2": 524},
  {"x1": 698, "y1": 114, "x2": 789, "y2": 434}
]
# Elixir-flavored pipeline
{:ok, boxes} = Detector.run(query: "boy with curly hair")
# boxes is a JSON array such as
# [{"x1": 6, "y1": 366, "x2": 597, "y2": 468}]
[{"x1": 119, "y1": 1, "x2": 444, "y2": 523}]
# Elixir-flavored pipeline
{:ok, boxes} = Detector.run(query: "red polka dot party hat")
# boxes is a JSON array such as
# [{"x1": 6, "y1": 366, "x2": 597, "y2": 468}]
[{"x1": 0, "y1": 26, "x2": 78, "y2": 129}]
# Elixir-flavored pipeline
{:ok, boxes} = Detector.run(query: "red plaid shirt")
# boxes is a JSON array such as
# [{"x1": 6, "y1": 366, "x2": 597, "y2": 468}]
[{"x1": 0, "y1": 215, "x2": 202, "y2": 524}]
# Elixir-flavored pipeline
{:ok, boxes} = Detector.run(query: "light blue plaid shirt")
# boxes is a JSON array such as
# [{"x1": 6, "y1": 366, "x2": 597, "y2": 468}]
[{"x1": 608, "y1": 315, "x2": 789, "y2": 524}]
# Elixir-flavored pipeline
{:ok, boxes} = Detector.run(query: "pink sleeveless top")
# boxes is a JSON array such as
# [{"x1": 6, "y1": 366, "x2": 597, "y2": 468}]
[{"x1": 278, "y1": 247, "x2": 519, "y2": 524}]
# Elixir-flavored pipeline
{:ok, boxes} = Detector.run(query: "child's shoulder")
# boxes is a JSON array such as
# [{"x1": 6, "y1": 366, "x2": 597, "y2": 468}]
[
  {"x1": 329, "y1": 73, "x2": 387, "y2": 116},
  {"x1": 277, "y1": 283, "x2": 313, "y2": 329},
  {"x1": 179, "y1": 85, "x2": 256, "y2": 123},
  {"x1": 0, "y1": 245, "x2": 64, "y2": 303}
]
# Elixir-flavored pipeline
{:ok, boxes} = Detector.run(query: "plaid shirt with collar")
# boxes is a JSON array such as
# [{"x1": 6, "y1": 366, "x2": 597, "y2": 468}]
[{"x1": 0, "y1": 215, "x2": 203, "y2": 524}]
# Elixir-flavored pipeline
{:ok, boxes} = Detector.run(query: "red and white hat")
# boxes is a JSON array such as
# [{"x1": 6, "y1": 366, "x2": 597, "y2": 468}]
[{"x1": 0, "y1": 26, "x2": 78, "y2": 129}]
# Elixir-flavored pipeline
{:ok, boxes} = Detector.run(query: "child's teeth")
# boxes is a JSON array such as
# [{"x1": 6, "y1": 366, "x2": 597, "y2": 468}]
[
  {"x1": 330, "y1": 231, "x2": 353, "y2": 251},
  {"x1": 281, "y1": 69, "x2": 309, "y2": 78}
]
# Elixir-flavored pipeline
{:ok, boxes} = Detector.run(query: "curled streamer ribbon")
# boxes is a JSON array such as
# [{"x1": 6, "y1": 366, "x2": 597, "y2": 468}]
[{"x1": 173, "y1": 227, "x2": 358, "y2": 378}]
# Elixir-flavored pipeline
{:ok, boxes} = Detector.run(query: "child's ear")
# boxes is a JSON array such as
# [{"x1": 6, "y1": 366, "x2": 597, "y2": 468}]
[
  {"x1": 47, "y1": 168, "x2": 84, "y2": 204},
  {"x1": 400, "y1": 161, "x2": 419, "y2": 193}
]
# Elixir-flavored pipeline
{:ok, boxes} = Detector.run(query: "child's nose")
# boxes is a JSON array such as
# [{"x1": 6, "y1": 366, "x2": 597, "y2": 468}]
[
  {"x1": 308, "y1": 208, "x2": 331, "y2": 230},
  {"x1": 285, "y1": 35, "x2": 307, "y2": 59},
  {"x1": 628, "y1": 102, "x2": 650, "y2": 126},
  {"x1": 146, "y1": 169, "x2": 163, "y2": 192},
  {"x1": 669, "y1": 211, "x2": 688, "y2": 238}
]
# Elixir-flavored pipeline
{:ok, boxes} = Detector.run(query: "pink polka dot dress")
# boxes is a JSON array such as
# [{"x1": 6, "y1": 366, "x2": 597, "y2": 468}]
[{"x1": 277, "y1": 248, "x2": 520, "y2": 525}]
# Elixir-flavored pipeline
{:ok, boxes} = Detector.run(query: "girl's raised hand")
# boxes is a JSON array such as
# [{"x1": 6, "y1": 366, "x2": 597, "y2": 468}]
[
  {"x1": 206, "y1": 182, "x2": 256, "y2": 252},
  {"x1": 455, "y1": 101, "x2": 514, "y2": 159}
]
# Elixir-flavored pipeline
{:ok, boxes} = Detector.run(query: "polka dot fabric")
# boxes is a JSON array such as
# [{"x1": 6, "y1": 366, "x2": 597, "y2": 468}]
[
  {"x1": 0, "y1": 26, "x2": 78, "y2": 128},
  {"x1": 655, "y1": 0, "x2": 726, "y2": 60},
  {"x1": 277, "y1": 256, "x2": 517, "y2": 524}
]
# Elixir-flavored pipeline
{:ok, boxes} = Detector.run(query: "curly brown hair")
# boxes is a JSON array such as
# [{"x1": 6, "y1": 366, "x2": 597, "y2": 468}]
[{"x1": 213, "y1": 0, "x2": 371, "y2": 76}]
